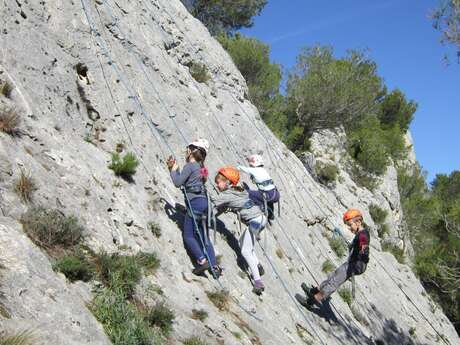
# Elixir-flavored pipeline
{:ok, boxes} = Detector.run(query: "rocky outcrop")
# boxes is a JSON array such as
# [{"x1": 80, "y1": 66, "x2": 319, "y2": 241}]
[{"x1": 0, "y1": 0, "x2": 459, "y2": 344}]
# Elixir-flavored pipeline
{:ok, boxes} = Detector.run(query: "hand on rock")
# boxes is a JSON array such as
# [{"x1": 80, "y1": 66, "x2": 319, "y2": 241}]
[{"x1": 167, "y1": 155, "x2": 178, "y2": 171}]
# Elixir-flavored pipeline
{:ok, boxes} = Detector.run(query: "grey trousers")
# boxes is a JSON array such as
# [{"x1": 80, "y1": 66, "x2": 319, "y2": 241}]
[{"x1": 319, "y1": 260, "x2": 366, "y2": 299}]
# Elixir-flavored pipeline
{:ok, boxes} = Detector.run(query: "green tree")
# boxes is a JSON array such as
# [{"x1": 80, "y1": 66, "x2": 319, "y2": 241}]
[
  {"x1": 378, "y1": 89, "x2": 417, "y2": 131},
  {"x1": 184, "y1": 0, "x2": 267, "y2": 35},
  {"x1": 432, "y1": 0, "x2": 460, "y2": 61},
  {"x1": 286, "y1": 45, "x2": 385, "y2": 135},
  {"x1": 399, "y1": 168, "x2": 460, "y2": 333},
  {"x1": 218, "y1": 34, "x2": 287, "y2": 138},
  {"x1": 218, "y1": 34, "x2": 282, "y2": 112}
]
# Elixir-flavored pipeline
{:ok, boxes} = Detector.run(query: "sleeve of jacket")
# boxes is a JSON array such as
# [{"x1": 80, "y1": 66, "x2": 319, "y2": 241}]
[{"x1": 170, "y1": 164, "x2": 192, "y2": 187}]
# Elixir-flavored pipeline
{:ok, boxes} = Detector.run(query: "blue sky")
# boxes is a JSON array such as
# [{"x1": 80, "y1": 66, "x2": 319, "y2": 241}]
[{"x1": 241, "y1": 0, "x2": 459, "y2": 182}]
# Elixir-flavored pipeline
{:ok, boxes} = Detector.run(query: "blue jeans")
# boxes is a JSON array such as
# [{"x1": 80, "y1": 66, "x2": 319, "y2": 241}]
[{"x1": 183, "y1": 197, "x2": 216, "y2": 266}]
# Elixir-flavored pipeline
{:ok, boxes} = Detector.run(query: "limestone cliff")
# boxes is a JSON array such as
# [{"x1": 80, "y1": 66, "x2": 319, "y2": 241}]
[{"x1": 0, "y1": 0, "x2": 459, "y2": 344}]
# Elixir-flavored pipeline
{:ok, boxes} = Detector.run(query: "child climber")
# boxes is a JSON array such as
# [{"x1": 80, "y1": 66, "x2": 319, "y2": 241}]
[
  {"x1": 296, "y1": 209, "x2": 370, "y2": 308},
  {"x1": 238, "y1": 154, "x2": 280, "y2": 220},
  {"x1": 211, "y1": 166, "x2": 267, "y2": 294},
  {"x1": 167, "y1": 138, "x2": 221, "y2": 278}
]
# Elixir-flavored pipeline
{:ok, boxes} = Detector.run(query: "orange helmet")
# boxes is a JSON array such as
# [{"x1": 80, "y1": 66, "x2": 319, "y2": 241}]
[
  {"x1": 217, "y1": 166, "x2": 240, "y2": 186},
  {"x1": 343, "y1": 209, "x2": 363, "y2": 223}
]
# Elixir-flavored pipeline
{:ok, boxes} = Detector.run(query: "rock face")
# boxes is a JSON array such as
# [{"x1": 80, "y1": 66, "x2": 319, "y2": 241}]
[{"x1": 0, "y1": 1, "x2": 459, "y2": 345}]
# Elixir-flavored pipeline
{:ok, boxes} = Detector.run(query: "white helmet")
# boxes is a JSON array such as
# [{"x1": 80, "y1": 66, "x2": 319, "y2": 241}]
[
  {"x1": 188, "y1": 138, "x2": 210, "y2": 153},
  {"x1": 247, "y1": 154, "x2": 264, "y2": 167}
]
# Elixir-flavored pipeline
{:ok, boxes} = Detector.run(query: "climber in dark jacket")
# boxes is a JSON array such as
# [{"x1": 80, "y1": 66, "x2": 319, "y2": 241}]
[
  {"x1": 167, "y1": 138, "x2": 220, "y2": 277},
  {"x1": 297, "y1": 209, "x2": 370, "y2": 307}
]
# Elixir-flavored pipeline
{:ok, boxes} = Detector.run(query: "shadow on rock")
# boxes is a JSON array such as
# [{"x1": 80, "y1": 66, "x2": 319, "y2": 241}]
[{"x1": 375, "y1": 318, "x2": 427, "y2": 345}]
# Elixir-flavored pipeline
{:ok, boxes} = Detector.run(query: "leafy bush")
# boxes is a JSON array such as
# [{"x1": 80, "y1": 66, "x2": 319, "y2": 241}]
[
  {"x1": 184, "y1": 0, "x2": 267, "y2": 35},
  {"x1": 350, "y1": 166, "x2": 378, "y2": 191},
  {"x1": 316, "y1": 162, "x2": 338, "y2": 185},
  {"x1": 321, "y1": 259, "x2": 336, "y2": 273},
  {"x1": 0, "y1": 80, "x2": 13, "y2": 98},
  {"x1": 0, "y1": 330, "x2": 35, "y2": 345},
  {"x1": 206, "y1": 289, "x2": 229, "y2": 311},
  {"x1": 338, "y1": 288, "x2": 353, "y2": 306},
  {"x1": 377, "y1": 223, "x2": 390, "y2": 238},
  {"x1": 348, "y1": 116, "x2": 389, "y2": 175},
  {"x1": 14, "y1": 170, "x2": 36, "y2": 203},
  {"x1": 108, "y1": 152, "x2": 139, "y2": 179},
  {"x1": 148, "y1": 222, "x2": 162, "y2": 238},
  {"x1": 144, "y1": 302, "x2": 175, "y2": 335},
  {"x1": 91, "y1": 288, "x2": 161, "y2": 345},
  {"x1": 382, "y1": 242, "x2": 405, "y2": 264},
  {"x1": 182, "y1": 336, "x2": 209, "y2": 345},
  {"x1": 54, "y1": 252, "x2": 93, "y2": 282},
  {"x1": 369, "y1": 204, "x2": 388, "y2": 225},
  {"x1": 378, "y1": 89, "x2": 417, "y2": 131},
  {"x1": 328, "y1": 237, "x2": 347, "y2": 258},
  {"x1": 189, "y1": 62, "x2": 210, "y2": 83},
  {"x1": 191, "y1": 308, "x2": 208, "y2": 322},
  {"x1": 0, "y1": 109, "x2": 20, "y2": 136},
  {"x1": 21, "y1": 207, "x2": 84, "y2": 251}
]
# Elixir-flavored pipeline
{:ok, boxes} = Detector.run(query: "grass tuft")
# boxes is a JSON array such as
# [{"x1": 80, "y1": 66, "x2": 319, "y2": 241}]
[
  {"x1": 321, "y1": 259, "x2": 336, "y2": 273},
  {"x1": 182, "y1": 337, "x2": 209, "y2": 345},
  {"x1": 191, "y1": 309, "x2": 208, "y2": 322},
  {"x1": 0, "y1": 330, "x2": 35, "y2": 345},
  {"x1": 206, "y1": 289, "x2": 230, "y2": 311},
  {"x1": 53, "y1": 251, "x2": 93, "y2": 282},
  {"x1": 189, "y1": 62, "x2": 211, "y2": 83},
  {"x1": 338, "y1": 288, "x2": 353, "y2": 306},
  {"x1": 0, "y1": 80, "x2": 13, "y2": 98},
  {"x1": 148, "y1": 222, "x2": 162, "y2": 238},
  {"x1": 14, "y1": 170, "x2": 36, "y2": 203},
  {"x1": 0, "y1": 109, "x2": 20, "y2": 136},
  {"x1": 328, "y1": 236, "x2": 347, "y2": 258},
  {"x1": 144, "y1": 302, "x2": 175, "y2": 336},
  {"x1": 90, "y1": 288, "x2": 161, "y2": 345}
]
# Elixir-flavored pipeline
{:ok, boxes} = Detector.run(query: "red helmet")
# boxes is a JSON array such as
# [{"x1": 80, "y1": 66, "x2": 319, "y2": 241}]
[
  {"x1": 343, "y1": 209, "x2": 363, "y2": 223},
  {"x1": 217, "y1": 166, "x2": 240, "y2": 186}
]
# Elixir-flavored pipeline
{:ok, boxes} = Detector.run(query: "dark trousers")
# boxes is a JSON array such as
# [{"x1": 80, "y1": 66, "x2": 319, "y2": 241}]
[{"x1": 183, "y1": 197, "x2": 216, "y2": 266}]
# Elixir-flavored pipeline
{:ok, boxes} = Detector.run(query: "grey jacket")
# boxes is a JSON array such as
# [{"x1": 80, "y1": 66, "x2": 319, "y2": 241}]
[
  {"x1": 170, "y1": 162, "x2": 206, "y2": 200},
  {"x1": 211, "y1": 188, "x2": 263, "y2": 224}
]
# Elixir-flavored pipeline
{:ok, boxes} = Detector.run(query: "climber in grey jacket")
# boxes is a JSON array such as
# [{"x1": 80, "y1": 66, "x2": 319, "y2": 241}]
[{"x1": 211, "y1": 166, "x2": 267, "y2": 295}]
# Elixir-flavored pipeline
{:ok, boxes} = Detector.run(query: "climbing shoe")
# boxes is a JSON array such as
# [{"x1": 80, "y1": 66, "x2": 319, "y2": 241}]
[
  {"x1": 295, "y1": 293, "x2": 315, "y2": 309},
  {"x1": 192, "y1": 261, "x2": 210, "y2": 276},
  {"x1": 258, "y1": 263, "x2": 265, "y2": 277},
  {"x1": 301, "y1": 283, "x2": 319, "y2": 297},
  {"x1": 210, "y1": 265, "x2": 223, "y2": 279},
  {"x1": 253, "y1": 279, "x2": 265, "y2": 295}
]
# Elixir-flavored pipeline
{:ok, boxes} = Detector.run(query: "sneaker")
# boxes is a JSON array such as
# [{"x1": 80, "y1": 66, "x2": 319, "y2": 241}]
[
  {"x1": 253, "y1": 279, "x2": 265, "y2": 295},
  {"x1": 192, "y1": 261, "x2": 209, "y2": 275}
]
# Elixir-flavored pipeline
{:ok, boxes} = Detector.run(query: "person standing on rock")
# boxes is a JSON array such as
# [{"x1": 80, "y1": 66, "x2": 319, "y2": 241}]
[
  {"x1": 211, "y1": 166, "x2": 267, "y2": 295},
  {"x1": 296, "y1": 209, "x2": 370, "y2": 308},
  {"x1": 167, "y1": 139, "x2": 221, "y2": 278}
]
